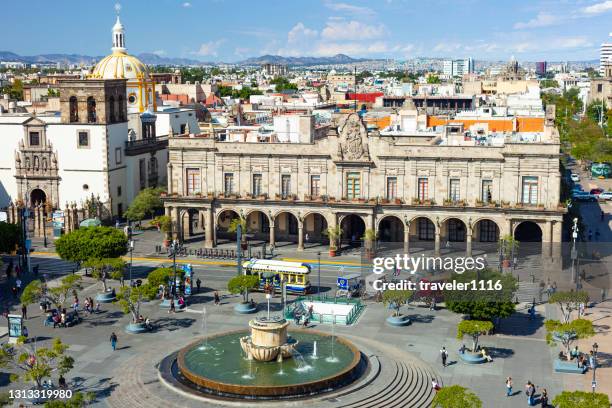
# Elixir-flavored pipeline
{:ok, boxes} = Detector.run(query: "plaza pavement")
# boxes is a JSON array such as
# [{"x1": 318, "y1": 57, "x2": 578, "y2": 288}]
[{"x1": 1, "y1": 253, "x2": 602, "y2": 407}]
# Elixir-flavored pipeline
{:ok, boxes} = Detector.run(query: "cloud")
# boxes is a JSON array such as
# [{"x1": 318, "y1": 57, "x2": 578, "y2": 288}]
[
  {"x1": 287, "y1": 23, "x2": 318, "y2": 44},
  {"x1": 324, "y1": 2, "x2": 375, "y2": 16},
  {"x1": 582, "y1": 0, "x2": 612, "y2": 14},
  {"x1": 234, "y1": 47, "x2": 251, "y2": 57},
  {"x1": 182, "y1": 2, "x2": 192, "y2": 7},
  {"x1": 513, "y1": 12, "x2": 559, "y2": 29},
  {"x1": 321, "y1": 20, "x2": 386, "y2": 41},
  {"x1": 152, "y1": 50, "x2": 166, "y2": 56},
  {"x1": 193, "y1": 39, "x2": 226, "y2": 57}
]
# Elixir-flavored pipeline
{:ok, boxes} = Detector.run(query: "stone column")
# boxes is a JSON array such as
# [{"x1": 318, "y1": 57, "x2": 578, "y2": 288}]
[
  {"x1": 466, "y1": 226, "x2": 473, "y2": 258},
  {"x1": 171, "y1": 207, "x2": 179, "y2": 241},
  {"x1": 269, "y1": 222, "x2": 276, "y2": 248},
  {"x1": 204, "y1": 208, "x2": 214, "y2": 248},
  {"x1": 167, "y1": 163, "x2": 173, "y2": 195},
  {"x1": 297, "y1": 223, "x2": 304, "y2": 251},
  {"x1": 434, "y1": 230, "x2": 441, "y2": 257},
  {"x1": 541, "y1": 220, "x2": 552, "y2": 258},
  {"x1": 403, "y1": 222, "x2": 410, "y2": 254}
]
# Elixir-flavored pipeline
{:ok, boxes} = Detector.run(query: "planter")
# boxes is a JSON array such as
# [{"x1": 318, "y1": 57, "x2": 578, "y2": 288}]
[
  {"x1": 386, "y1": 315, "x2": 411, "y2": 326},
  {"x1": 96, "y1": 291, "x2": 116, "y2": 303},
  {"x1": 329, "y1": 248, "x2": 337, "y2": 257},
  {"x1": 459, "y1": 351, "x2": 487, "y2": 364},
  {"x1": 163, "y1": 239, "x2": 170, "y2": 248},
  {"x1": 160, "y1": 298, "x2": 172, "y2": 308},
  {"x1": 234, "y1": 302, "x2": 258, "y2": 314},
  {"x1": 502, "y1": 259, "x2": 511, "y2": 268},
  {"x1": 125, "y1": 322, "x2": 149, "y2": 334}
]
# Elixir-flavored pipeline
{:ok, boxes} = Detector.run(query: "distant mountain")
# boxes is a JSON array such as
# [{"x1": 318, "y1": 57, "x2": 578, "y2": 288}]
[
  {"x1": 237, "y1": 54, "x2": 375, "y2": 66},
  {"x1": 136, "y1": 53, "x2": 210, "y2": 66},
  {"x1": 0, "y1": 51, "x2": 207, "y2": 66}
]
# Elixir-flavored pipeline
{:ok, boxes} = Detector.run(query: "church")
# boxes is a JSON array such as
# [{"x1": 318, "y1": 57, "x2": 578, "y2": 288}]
[{"x1": 0, "y1": 11, "x2": 199, "y2": 218}]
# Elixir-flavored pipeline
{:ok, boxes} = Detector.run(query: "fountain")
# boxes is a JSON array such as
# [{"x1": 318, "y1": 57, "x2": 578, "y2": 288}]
[{"x1": 166, "y1": 314, "x2": 366, "y2": 399}]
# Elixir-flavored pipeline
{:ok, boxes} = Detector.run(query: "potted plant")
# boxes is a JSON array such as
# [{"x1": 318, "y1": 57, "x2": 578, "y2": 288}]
[
  {"x1": 84, "y1": 257, "x2": 125, "y2": 303},
  {"x1": 412, "y1": 197, "x2": 421, "y2": 205},
  {"x1": 228, "y1": 275, "x2": 260, "y2": 314},
  {"x1": 382, "y1": 289, "x2": 413, "y2": 326},
  {"x1": 228, "y1": 215, "x2": 248, "y2": 250},
  {"x1": 324, "y1": 225, "x2": 342, "y2": 257},
  {"x1": 363, "y1": 228, "x2": 377, "y2": 259},
  {"x1": 501, "y1": 200, "x2": 510, "y2": 208},
  {"x1": 475, "y1": 199, "x2": 484, "y2": 207},
  {"x1": 456, "y1": 320, "x2": 494, "y2": 363},
  {"x1": 115, "y1": 283, "x2": 157, "y2": 333},
  {"x1": 394, "y1": 197, "x2": 402, "y2": 205},
  {"x1": 498, "y1": 235, "x2": 519, "y2": 269}
]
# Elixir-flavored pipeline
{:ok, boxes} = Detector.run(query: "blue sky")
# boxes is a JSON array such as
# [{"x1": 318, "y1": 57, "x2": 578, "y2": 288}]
[{"x1": 4, "y1": 0, "x2": 612, "y2": 61}]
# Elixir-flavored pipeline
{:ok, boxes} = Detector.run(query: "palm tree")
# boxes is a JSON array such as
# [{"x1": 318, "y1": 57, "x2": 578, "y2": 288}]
[{"x1": 324, "y1": 225, "x2": 343, "y2": 256}]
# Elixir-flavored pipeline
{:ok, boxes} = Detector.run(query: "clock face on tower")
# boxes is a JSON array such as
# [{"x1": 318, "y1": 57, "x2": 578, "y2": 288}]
[{"x1": 128, "y1": 93, "x2": 137, "y2": 104}]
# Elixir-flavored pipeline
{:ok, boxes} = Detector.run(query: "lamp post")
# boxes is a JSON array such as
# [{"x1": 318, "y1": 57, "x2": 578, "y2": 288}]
[
  {"x1": 317, "y1": 251, "x2": 321, "y2": 297},
  {"x1": 236, "y1": 224, "x2": 242, "y2": 277},
  {"x1": 571, "y1": 218, "x2": 578, "y2": 289},
  {"x1": 128, "y1": 239, "x2": 134, "y2": 285},
  {"x1": 168, "y1": 240, "x2": 179, "y2": 298},
  {"x1": 592, "y1": 342, "x2": 599, "y2": 394}
]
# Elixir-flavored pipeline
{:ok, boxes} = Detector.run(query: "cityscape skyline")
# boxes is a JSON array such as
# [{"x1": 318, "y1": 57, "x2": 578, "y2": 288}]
[{"x1": 4, "y1": 0, "x2": 612, "y2": 62}]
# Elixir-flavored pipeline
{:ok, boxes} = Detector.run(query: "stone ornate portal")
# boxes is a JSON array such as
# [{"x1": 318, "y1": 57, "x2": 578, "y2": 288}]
[{"x1": 338, "y1": 113, "x2": 369, "y2": 161}]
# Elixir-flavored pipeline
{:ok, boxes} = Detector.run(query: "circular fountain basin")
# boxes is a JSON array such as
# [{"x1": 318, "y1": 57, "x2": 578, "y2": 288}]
[{"x1": 173, "y1": 329, "x2": 364, "y2": 399}]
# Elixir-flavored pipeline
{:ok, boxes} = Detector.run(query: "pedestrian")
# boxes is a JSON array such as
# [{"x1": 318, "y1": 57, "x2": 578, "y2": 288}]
[
  {"x1": 33, "y1": 265, "x2": 39, "y2": 276},
  {"x1": 169, "y1": 299, "x2": 176, "y2": 313},
  {"x1": 110, "y1": 332, "x2": 118, "y2": 351},
  {"x1": 601, "y1": 210, "x2": 605, "y2": 221},
  {"x1": 214, "y1": 291, "x2": 220, "y2": 306},
  {"x1": 505, "y1": 376, "x2": 513, "y2": 397},
  {"x1": 588, "y1": 229, "x2": 593, "y2": 240},
  {"x1": 16, "y1": 279, "x2": 22, "y2": 293},
  {"x1": 58, "y1": 375, "x2": 67, "y2": 389},
  {"x1": 578, "y1": 302, "x2": 585, "y2": 318},
  {"x1": 22, "y1": 325, "x2": 28, "y2": 341},
  {"x1": 305, "y1": 233, "x2": 309, "y2": 244},
  {"x1": 196, "y1": 278, "x2": 202, "y2": 293},
  {"x1": 21, "y1": 304, "x2": 27, "y2": 320},
  {"x1": 11, "y1": 286, "x2": 18, "y2": 298},
  {"x1": 431, "y1": 378, "x2": 441, "y2": 392},
  {"x1": 95, "y1": 302, "x2": 101, "y2": 313},
  {"x1": 540, "y1": 388, "x2": 548, "y2": 407},
  {"x1": 525, "y1": 381, "x2": 535, "y2": 406},
  {"x1": 440, "y1": 346, "x2": 448, "y2": 367}
]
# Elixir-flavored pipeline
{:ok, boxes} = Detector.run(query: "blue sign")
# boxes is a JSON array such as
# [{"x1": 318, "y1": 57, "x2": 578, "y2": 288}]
[{"x1": 183, "y1": 264, "x2": 193, "y2": 296}]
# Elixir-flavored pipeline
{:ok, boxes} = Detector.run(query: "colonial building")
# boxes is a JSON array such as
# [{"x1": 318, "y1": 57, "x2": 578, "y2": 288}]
[{"x1": 163, "y1": 104, "x2": 564, "y2": 257}]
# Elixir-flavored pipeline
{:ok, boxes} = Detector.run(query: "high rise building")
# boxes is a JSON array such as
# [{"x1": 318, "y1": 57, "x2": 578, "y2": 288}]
[
  {"x1": 442, "y1": 58, "x2": 474, "y2": 77},
  {"x1": 600, "y1": 33, "x2": 612, "y2": 76},
  {"x1": 535, "y1": 61, "x2": 547, "y2": 77}
]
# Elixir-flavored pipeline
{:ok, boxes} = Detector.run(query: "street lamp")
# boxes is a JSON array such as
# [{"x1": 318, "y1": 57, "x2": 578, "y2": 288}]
[
  {"x1": 317, "y1": 251, "x2": 321, "y2": 297},
  {"x1": 591, "y1": 342, "x2": 599, "y2": 393},
  {"x1": 128, "y1": 239, "x2": 134, "y2": 285},
  {"x1": 571, "y1": 218, "x2": 578, "y2": 289},
  {"x1": 168, "y1": 240, "x2": 180, "y2": 298}
]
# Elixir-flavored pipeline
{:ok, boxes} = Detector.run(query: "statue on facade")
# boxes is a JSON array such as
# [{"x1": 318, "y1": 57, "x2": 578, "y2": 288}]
[{"x1": 338, "y1": 113, "x2": 369, "y2": 161}]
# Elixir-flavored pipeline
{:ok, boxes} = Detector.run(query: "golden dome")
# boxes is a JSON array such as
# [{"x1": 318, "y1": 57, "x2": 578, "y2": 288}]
[{"x1": 90, "y1": 51, "x2": 150, "y2": 80}]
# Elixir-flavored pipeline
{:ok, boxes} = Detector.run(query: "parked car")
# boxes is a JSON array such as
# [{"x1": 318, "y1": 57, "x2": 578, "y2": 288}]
[
  {"x1": 572, "y1": 192, "x2": 597, "y2": 202},
  {"x1": 590, "y1": 188, "x2": 604, "y2": 196},
  {"x1": 598, "y1": 191, "x2": 612, "y2": 200},
  {"x1": 570, "y1": 173, "x2": 580, "y2": 182}
]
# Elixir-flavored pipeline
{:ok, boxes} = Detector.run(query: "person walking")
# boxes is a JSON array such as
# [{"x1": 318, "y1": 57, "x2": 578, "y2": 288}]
[
  {"x1": 21, "y1": 304, "x2": 27, "y2": 320},
  {"x1": 16, "y1": 278, "x2": 22, "y2": 293},
  {"x1": 214, "y1": 291, "x2": 220, "y2": 306},
  {"x1": 110, "y1": 332, "x2": 118, "y2": 351},
  {"x1": 440, "y1": 346, "x2": 448, "y2": 367},
  {"x1": 169, "y1": 299, "x2": 176, "y2": 313},
  {"x1": 525, "y1": 381, "x2": 535, "y2": 406},
  {"x1": 431, "y1": 378, "x2": 441, "y2": 392},
  {"x1": 505, "y1": 376, "x2": 513, "y2": 397},
  {"x1": 540, "y1": 388, "x2": 548, "y2": 407},
  {"x1": 196, "y1": 278, "x2": 201, "y2": 293}
]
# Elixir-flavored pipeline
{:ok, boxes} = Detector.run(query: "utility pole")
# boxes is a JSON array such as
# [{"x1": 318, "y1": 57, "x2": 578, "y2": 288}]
[
  {"x1": 571, "y1": 217, "x2": 578, "y2": 289},
  {"x1": 236, "y1": 224, "x2": 242, "y2": 276}
]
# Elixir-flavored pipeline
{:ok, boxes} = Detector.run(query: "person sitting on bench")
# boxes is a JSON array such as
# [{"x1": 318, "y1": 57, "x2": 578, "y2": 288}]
[{"x1": 570, "y1": 346, "x2": 580, "y2": 360}]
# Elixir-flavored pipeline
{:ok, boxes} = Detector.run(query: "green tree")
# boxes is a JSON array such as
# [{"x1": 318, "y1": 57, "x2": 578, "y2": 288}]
[
  {"x1": 227, "y1": 275, "x2": 259, "y2": 303},
  {"x1": 21, "y1": 275, "x2": 82, "y2": 309},
  {"x1": 586, "y1": 100, "x2": 608, "y2": 127},
  {"x1": 427, "y1": 75, "x2": 441, "y2": 84},
  {"x1": 444, "y1": 269, "x2": 517, "y2": 321},
  {"x1": 498, "y1": 235, "x2": 519, "y2": 262},
  {"x1": 7, "y1": 79, "x2": 24, "y2": 100},
  {"x1": 151, "y1": 215, "x2": 172, "y2": 236},
  {"x1": 0, "y1": 338, "x2": 74, "y2": 388},
  {"x1": 545, "y1": 318, "x2": 595, "y2": 359},
  {"x1": 82, "y1": 258, "x2": 125, "y2": 293},
  {"x1": 124, "y1": 187, "x2": 165, "y2": 222},
  {"x1": 228, "y1": 216, "x2": 247, "y2": 244},
  {"x1": 548, "y1": 291, "x2": 589, "y2": 323},
  {"x1": 44, "y1": 391, "x2": 96, "y2": 408},
  {"x1": 382, "y1": 289, "x2": 413, "y2": 316},
  {"x1": 145, "y1": 267, "x2": 183, "y2": 294},
  {"x1": 323, "y1": 226, "x2": 342, "y2": 251},
  {"x1": 457, "y1": 320, "x2": 494, "y2": 352},
  {"x1": 115, "y1": 284, "x2": 157, "y2": 323},
  {"x1": 0, "y1": 222, "x2": 20, "y2": 253},
  {"x1": 431, "y1": 385, "x2": 482, "y2": 408},
  {"x1": 270, "y1": 77, "x2": 297, "y2": 92},
  {"x1": 552, "y1": 390, "x2": 610, "y2": 408},
  {"x1": 540, "y1": 79, "x2": 559, "y2": 88},
  {"x1": 55, "y1": 227, "x2": 128, "y2": 264}
]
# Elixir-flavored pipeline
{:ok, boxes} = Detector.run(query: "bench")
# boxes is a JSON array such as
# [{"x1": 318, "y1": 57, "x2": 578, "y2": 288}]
[
  {"x1": 459, "y1": 352, "x2": 487, "y2": 364},
  {"x1": 554, "y1": 359, "x2": 588, "y2": 374}
]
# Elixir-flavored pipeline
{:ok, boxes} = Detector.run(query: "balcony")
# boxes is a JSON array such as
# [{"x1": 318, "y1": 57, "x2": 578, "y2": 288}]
[{"x1": 125, "y1": 136, "x2": 168, "y2": 156}]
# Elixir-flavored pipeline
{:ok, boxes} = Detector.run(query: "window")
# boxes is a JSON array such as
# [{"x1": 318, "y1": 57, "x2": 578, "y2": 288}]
[
  {"x1": 346, "y1": 172, "x2": 360, "y2": 199},
  {"x1": 418, "y1": 218, "x2": 434, "y2": 240},
  {"x1": 479, "y1": 220, "x2": 498, "y2": 242},
  {"x1": 117, "y1": 186, "x2": 122, "y2": 196},
  {"x1": 77, "y1": 131, "x2": 89, "y2": 148},
  {"x1": 69, "y1": 96, "x2": 78, "y2": 122},
  {"x1": 386, "y1": 177, "x2": 397, "y2": 200},
  {"x1": 87, "y1": 97, "x2": 96, "y2": 123},
  {"x1": 109, "y1": 96, "x2": 116, "y2": 123},
  {"x1": 117, "y1": 203, "x2": 123, "y2": 217},
  {"x1": 417, "y1": 178, "x2": 428, "y2": 201},
  {"x1": 597, "y1": 84, "x2": 603, "y2": 92},
  {"x1": 481, "y1": 180, "x2": 493, "y2": 203},
  {"x1": 139, "y1": 159, "x2": 146, "y2": 190},
  {"x1": 281, "y1": 175, "x2": 291, "y2": 198},
  {"x1": 224, "y1": 173, "x2": 234, "y2": 195},
  {"x1": 252, "y1": 174, "x2": 262, "y2": 196},
  {"x1": 449, "y1": 179, "x2": 460, "y2": 202},
  {"x1": 180, "y1": 124, "x2": 186, "y2": 134},
  {"x1": 447, "y1": 219, "x2": 465, "y2": 242},
  {"x1": 29, "y1": 132, "x2": 40, "y2": 146},
  {"x1": 115, "y1": 147, "x2": 122, "y2": 165},
  {"x1": 186, "y1": 168, "x2": 201, "y2": 195},
  {"x1": 521, "y1": 176, "x2": 538, "y2": 205},
  {"x1": 118, "y1": 95, "x2": 125, "y2": 121},
  {"x1": 310, "y1": 175, "x2": 320, "y2": 197}
]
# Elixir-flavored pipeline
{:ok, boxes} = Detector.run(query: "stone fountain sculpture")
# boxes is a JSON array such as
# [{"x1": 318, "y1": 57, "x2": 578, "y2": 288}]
[{"x1": 240, "y1": 316, "x2": 298, "y2": 362}]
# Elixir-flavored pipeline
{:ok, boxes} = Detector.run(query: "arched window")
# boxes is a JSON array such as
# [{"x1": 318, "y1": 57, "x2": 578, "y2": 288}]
[
  {"x1": 87, "y1": 97, "x2": 96, "y2": 123},
  {"x1": 69, "y1": 96, "x2": 78, "y2": 122},
  {"x1": 109, "y1": 96, "x2": 116, "y2": 123}
]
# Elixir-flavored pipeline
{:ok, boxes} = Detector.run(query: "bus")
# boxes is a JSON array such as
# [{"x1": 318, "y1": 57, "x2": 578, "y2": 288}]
[{"x1": 242, "y1": 259, "x2": 311, "y2": 294}]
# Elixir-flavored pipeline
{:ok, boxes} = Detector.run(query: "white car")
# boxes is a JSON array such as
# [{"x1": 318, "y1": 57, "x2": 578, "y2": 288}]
[
  {"x1": 599, "y1": 191, "x2": 612, "y2": 200},
  {"x1": 570, "y1": 174, "x2": 580, "y2": 182}
]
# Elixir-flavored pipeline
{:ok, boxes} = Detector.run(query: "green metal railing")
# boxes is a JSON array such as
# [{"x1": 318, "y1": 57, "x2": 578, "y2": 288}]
[{"x1": 285, "y1": 295, "x2": 366, "y2": 325}]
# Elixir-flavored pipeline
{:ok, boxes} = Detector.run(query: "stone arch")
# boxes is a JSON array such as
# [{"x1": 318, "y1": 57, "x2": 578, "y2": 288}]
[
  {"x1": 30, "y1": 188, "x2": 47, "y2": 206},
  {"x1": 179, "y1": 208, "x2": 202, "y2": 241},
  {"x1": 514, "y1": 221, "x2": 542, "y2": 242},
  {"x1": 216, "y1": 209, "x2": 240, "y2": 241},
  {"x1": 303, "y1": 211, "x2": 329, "y2": 244},
  {"x1": 409, "y1": 216, "x2": 436, "y2": 241},
  {"x1": 245, "y1": 209, "x2": 270, "y2": 240},
  {"x1": 273, "y1": 211, "x2": 299, "y2": 243},
  {"x1": 69, "y1": 96, "x2": 78, "y2": 122},
  {"x1": 377, "y1": 215, "x2": 404, "y2": 242},
  {"x1": 87, "y1": 97, "x2": 97, "y2": 123},
  {"x1": 340, "y1": 214, "x2": 366, "y2": 246},
  {"x1": 442, "y1": 217, "x2": 467, "y2": 242},
  {"x1": 473, "y1": 218, "x2": 500, "y2": 243}
]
